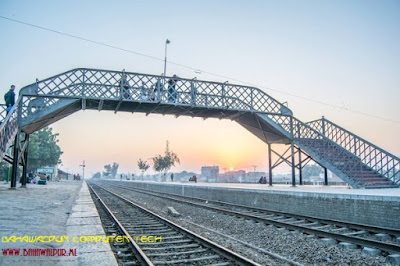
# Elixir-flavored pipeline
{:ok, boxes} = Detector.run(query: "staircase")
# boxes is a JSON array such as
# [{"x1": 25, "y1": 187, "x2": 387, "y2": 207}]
[
  {"x1": 305, "y1": 118, "x2": 399, "y2": 188},
  {"x1": 298, "y1": 138, "x2": 397, "y2": 188}
]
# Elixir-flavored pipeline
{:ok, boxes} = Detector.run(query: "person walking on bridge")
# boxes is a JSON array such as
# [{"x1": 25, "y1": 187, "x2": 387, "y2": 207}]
[
  {"x1": 119, "y1": 75, "x2": 130, "y2": 99},
  {"x1": 167, "y1": 75, "x2": 178, "y2": 103},
  {"x1": 4, "y1": 85, "x2": 16, "y2": 114}
]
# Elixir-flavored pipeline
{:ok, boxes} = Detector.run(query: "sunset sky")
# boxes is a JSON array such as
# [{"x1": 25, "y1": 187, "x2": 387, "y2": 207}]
[{"x1": 0, "y1": 1, "x2": 399, "y2": 177}]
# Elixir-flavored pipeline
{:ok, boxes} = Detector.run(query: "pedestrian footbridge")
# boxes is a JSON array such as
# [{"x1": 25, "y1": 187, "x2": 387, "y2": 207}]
[{"x1": 1, "y1": 68, "x2": 398, "y2": 188}]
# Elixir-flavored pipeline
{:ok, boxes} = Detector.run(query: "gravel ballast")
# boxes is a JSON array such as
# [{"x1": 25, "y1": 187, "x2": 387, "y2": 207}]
[{"x1": 96, "y1": 181, "x2": 391, "y2": 266}]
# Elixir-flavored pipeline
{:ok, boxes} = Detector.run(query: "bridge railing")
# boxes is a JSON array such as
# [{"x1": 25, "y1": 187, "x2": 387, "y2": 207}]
[
  {"x1": 266, "y1": 114, "x2": 368, "y2": 187},
  {"x1": 307, "y1": 118, "x2": 400, "y2": 184},
  {"x1": 0, "y1": 99, "x2": 21, "y2": 160},
  {"x1": 20, "y1": 68, "x2": 290, "y2": 115}
]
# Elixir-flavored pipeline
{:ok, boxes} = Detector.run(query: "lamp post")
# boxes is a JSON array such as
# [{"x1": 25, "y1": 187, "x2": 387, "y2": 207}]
[
  {"x1": 79, "y1": 160, "x2": 86, "y2": 180},
  {"x1": 164, "y1": 39, "x2": 170, "y2": 77}
]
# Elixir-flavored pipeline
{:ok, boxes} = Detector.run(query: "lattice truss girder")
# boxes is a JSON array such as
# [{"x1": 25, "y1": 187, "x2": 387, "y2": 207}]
[{"x1": 21, "y1": 68, "x2": 289, "y2": 115}]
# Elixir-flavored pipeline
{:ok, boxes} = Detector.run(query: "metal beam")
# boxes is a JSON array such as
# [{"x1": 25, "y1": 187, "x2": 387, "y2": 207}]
[
  {"x1": 162, "y1": 105, "x2": 177, "y2": 116},
  {"x1": 98, "y1": 99, "x2": 104, "y2": 111},
  {"x1": 177, "y1": 106, "x2": 195, "y2": 117},
  {"x1": 255, "y1": 114, "x2": 268, "y2": 143},
  {"x1": 291, "y1": 142, "x2": 296, "y2": 187},
  {"x1": 226, "y1": 110, "x2": 247, "y2": 120},
  {"x1": 146, "y1": 102, "x2": 161, "y2": 116},
  {"x1": 324, "y1": 167, "x2": 328, "y2": 185},
  {"x1": 114, "y1": 101, "x2": 122, "y2": 114},
  {"x1": 271, "y1": 146, "x2": 291, "y2": 169},
  {"x1": 190, "y1": 107, "x2": 211, "y2": 118},
  {"x1": 10, "y1": 131, "x2": 20, "y2": 189},
  {"x1": 82, "y1": 98, "x2": 86, "y2": 110},
  {"x1": 298, "y1": 147, "x2": 303, "y2": 185},
  {"x1": 131, "y1": 102, "x2": 142, "y2": 114},
  {"x1": 21, "y1": 134, "x2": 30, "y2": 188},
  {"x1": 268, "y1": 143, "x2": 273, "y2": 186}
]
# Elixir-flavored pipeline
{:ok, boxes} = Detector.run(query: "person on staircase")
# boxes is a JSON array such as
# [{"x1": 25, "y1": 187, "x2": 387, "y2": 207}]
[{"x1": 4, "y1": 85, "x2": 16, "y2": 114}]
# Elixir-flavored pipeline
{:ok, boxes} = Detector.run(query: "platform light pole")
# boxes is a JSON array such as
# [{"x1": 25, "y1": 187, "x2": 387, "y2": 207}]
[
  {"x1": 79, "y1": 160, "x2": 86, "y2": 180},
  {"x1": 164, "y1": 39, "x2": 170, "y2": 77}
]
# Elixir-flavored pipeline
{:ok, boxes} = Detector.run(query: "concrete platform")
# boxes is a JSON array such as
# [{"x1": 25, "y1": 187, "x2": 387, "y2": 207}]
[
  {"x1": 105, "y1": 180, "x2": 400, "y2": 229},
  {"x1": 146, "y1": 181, "x2": 400, "y2": 198},
  {"x1": 0, "y1": 180, "x2": 117, "y2": 265}
]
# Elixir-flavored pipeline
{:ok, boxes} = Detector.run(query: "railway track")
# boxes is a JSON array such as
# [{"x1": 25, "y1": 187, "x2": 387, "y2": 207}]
[
  {"x1": 96, "y1": 180, "x2": 400, "y2": 256},
  {"x1": 87, "y1": 182, "x2": 260, "y2": 265}
]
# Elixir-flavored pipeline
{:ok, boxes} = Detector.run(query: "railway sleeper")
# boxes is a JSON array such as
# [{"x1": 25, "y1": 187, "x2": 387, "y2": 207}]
[
  {"x1": 145, "y1": 229, "x2": 176, "y2": 234},
  {"x1": 146, "y1": 248, "x2": 209, "y2": 257},
  {"x1": 204, "y1": 262, "x2": 231, "y2": 266},
  {"x1": 312, "y1": 224, "x2": 331, "y2": 230},
  {"x1": 275, "y1": 217, "x2": 297, "y2": 222},
  {"x1": 330, "y1": 227, "x2": 348, "y2": 232},
  {"x1": 128, "y1": 222, "x2": 161, "y2": 227},
  {"x1": 287, "y1": 219, "x2": 306, "y2": 225},
  {"x1": 141, "y1": 243, "x2": 200, "y2": 251},
  {"x1": 304, "y1": 222, "x2": 319, "y2": 226},
  {"x1": 139, "y1": 239, "x2": 193, "y2": 246},
  {"x1": 121, "y1": 261, "x2": 138, "y2": 266},
  {"x1": 115, "y1": 247, "x2": 132, "y2": 253},
  {"x1": 152, "y1": 254, "x2": 221, "y2": 264},
  {"x1": 126, "y1": 224, "x2": 168, "y2": 230},
  {"x1": 160, "y1": 235, "x2": 185, "y2": 240},
  {"x1": 116, "y1": 253, "x2": 136, "y2": 260},
  {"x1": 343, "y1": 230, "x2": 367, "y2": 236}
]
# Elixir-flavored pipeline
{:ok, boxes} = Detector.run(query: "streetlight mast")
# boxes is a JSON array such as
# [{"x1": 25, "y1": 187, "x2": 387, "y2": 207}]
[{"x1": 164, "y1": 39, "x2": 170, "y2": 77}]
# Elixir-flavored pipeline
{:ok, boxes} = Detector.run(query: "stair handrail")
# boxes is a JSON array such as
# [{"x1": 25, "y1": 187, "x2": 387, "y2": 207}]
[
  {"x1": 307, "y1": 118, "x2": 400, "y2": 184},
  {"x1": 266, "y1": 114, "x2": 371, "y2": 187},
  {"x1": 0, "y1": 97, "x2": 22, "y2": 160}
]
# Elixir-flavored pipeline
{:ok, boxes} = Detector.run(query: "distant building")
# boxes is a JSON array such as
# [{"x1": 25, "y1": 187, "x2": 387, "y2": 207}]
[
  {"x1": 201, "y1": 166, "x2": 219, "y2": 182},
  {"x1": 219, "y1": 170, "x2": 246, "y2": 183}
]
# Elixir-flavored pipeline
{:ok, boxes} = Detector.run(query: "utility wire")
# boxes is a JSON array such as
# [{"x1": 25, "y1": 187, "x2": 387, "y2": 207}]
[{"x1": 1, "y1": 15, "x2": 399, "y2": 124}]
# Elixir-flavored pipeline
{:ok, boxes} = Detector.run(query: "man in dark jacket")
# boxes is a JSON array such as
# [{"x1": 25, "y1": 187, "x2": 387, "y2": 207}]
[{"x1": 4, "y1": 85, "x2": 16, "y2": 114}]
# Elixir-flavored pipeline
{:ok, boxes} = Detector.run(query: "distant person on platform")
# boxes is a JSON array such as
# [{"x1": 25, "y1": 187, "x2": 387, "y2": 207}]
[
  {"x1": 170, "y1": 173, "x2": 174, "y2": 182},
  {"x1": 4, "y1": 85, "x2": 16, "y2": 114}
]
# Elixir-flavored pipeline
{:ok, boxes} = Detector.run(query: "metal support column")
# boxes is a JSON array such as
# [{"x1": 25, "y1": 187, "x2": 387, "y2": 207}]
[
  {"x1": 20, "y1": 134, "x2": 30, "y2": 188},
  {"x1": 10, "y1": 131, "x2": 20, "y2": 189},
  {"x1": 291, "y1": 142, "x2": 296, "y2": 187},
  {"x1": 324, "y1": 167, "x2": 328, "y2": 185},
  {"x1": 268, "y1": 143, "x2": 272, "y2": 186},
  {"x1": 298, "y1": 147, "x2": 303, "y2": 185}
]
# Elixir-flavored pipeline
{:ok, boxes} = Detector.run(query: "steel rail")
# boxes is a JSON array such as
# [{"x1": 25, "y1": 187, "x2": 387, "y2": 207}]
[
  {"x1": 98, "y1": 181, "x2": 400, "y2": 254},
  {"x1": 104, "y1": 182, "x2": 400, "y2": 236},
  {"x1": 89, "y1": 181, "x2": 260, "y2": 266},
  {"x1": 87, "y1": 182, "x2": 154, "y2": 265}
]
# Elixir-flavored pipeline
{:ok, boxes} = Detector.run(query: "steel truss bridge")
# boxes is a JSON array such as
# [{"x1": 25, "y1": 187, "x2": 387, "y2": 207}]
[{"x1": 1, "y1": 68, "x2": 399, "y2": 188}]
